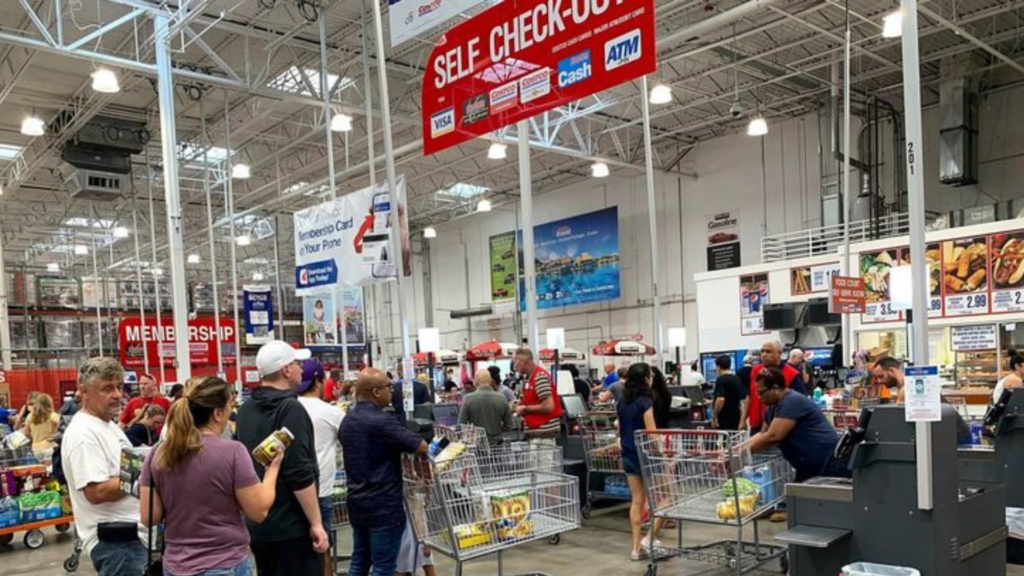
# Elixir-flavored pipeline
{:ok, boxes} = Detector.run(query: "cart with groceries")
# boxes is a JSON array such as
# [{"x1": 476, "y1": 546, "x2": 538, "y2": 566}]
[
  {"x1": 0, "y1": 434, "x2": 74, "y2": 553},
  {"x1": 402, "y1": 438, "x2": 579, "y2": 576},
  {"x1": 578, "y1": 411, "x2": 631, "y2": 518},
  {"x1": 636, "y1": 429, "x2": 793, "y2": 576}
]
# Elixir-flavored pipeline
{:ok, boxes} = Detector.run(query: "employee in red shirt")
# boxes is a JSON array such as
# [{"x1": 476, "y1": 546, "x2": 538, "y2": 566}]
[
  {"x1": 119, "y1": 373, "x2": 171, "y2": 430},
  {"x1": 512, "y1": 347, "x2": 563, "y2": 448},
  {"x1": 747, "y1": 341, "x2": 806, "y2": 434}
]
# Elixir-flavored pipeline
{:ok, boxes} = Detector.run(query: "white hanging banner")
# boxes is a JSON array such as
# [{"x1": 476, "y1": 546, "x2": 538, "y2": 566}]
[
  {"x1": 388, "y1": 0, "x2": 490, "y2": 48},
  {"x1": 293, "y1": 178, "x2": 410, "y2": 293}
]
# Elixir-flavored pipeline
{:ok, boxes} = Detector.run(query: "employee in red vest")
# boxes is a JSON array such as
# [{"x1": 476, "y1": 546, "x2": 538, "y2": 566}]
[
  {"x1": 118, "y1": 373, "x2": 171, "y2": 430},
  {"x1": 748, "y1": 340, "x2": 807, "y2": 434},
  {"x1": 512, "y1": 347, "x2": 563, "y2": 447}
]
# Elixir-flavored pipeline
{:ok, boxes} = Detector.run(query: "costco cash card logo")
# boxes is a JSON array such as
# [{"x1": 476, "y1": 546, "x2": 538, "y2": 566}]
[
  {"x1": 558, "y1": 50, "x2": 592, "y2": 88},
  {"x1": 605, "y1": 29, "x2": 642, "y2": 70},
  {"x1": 430, "y1": 107, "x2": 454, "y2": 137},
  {"x1": 490, "y1": 82, "x2": 518, "y2": 112}
]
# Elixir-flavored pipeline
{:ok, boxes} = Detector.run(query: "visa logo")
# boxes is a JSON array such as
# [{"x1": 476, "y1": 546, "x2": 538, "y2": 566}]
[
  {"x1": 604, "y1": 29, "x2": 641, "y2": 70},
  {"x1": 557, "y1": 50, "x2": 592, "y2": 88},
  {"x1": 430, "y1": 107, "x2": 454, "y2": 137}
]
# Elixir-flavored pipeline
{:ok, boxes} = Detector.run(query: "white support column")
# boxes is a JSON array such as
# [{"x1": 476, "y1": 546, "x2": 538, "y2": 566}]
[
  {"x1": 224, "y1": 91, "x2": 243, "y2": 390},
  {"x1": 841, "y1": 7, "x2": 853, "y2": 364},
  {"x1": 0, "y1": 219, "x2": 11, "y2": 370},
  {"x1": 200, "y1": 99, "x2": 224, "y2": 376},
  {"x1": 640, "y1": 76, "x2": 664, "y2": 364},
  {"x1": 154, "y1": 13, "x2": 192, "y2": 383},
  {"x1": 131, "y1": 201, "x2": 149, "y2": 373},
  {"x1": 91, "y1": 233, "x2": 103, "y2": 355},
  {"x1": 900, "y1": 0, "x2": 934, "y2": 511},
  {"x1": 518, "y1": 120, "x2": 539, "y2": 349},
  {"x1": 362, "y1": 0, "x2": 383, "y2": 371},
  {"x1": 145, "y1": 150, "x2": 167, "y2": 384}
]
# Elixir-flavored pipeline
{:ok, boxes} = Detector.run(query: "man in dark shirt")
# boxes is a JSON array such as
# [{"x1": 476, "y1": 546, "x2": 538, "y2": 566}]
[
  {"x1": 341, "y1": 368, "x2": 428, "y2": 576},
  {"x1": 460, "y1": 369, "x2": 514, "y2": 446},
  {"x1": 712, "y1": 355, "x2": 747, "y2": 430}
]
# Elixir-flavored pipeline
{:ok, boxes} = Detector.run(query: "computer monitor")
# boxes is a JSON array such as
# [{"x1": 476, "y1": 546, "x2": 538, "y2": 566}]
[
  {"x1": 413, "y1": 404, "x2": 433, "y2": 421},
  {"x1": 681, "y1": 385, "x2": 705, "y2": 404},
  {"x1": 432, "y1": 404, "x2": 459, "y2": 427},
  {"x1": 561, "y1": 394, "x2": 587, "y2": 418},
  {"x1": 668, "y1": 385, "x2": 686, "y2": 398}
]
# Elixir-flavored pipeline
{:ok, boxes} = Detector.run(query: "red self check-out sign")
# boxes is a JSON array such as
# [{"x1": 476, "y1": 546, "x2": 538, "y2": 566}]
[{"x1": 421, "y1": 0, "x2": 656, "y2": 155}]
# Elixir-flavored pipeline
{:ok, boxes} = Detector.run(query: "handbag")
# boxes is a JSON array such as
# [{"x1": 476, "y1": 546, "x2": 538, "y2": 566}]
[{"x1": 142, "y1": 451, "x2": 163, "y2": 576}]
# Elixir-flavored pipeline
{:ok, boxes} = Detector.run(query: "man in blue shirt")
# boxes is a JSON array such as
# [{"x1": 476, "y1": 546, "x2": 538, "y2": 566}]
[
  {"x1": 341, "y1": 368, "x2": 428, "y2": 576},
  {"x1": 743, "y1": 366, "x2": 848, "y2": 482}
]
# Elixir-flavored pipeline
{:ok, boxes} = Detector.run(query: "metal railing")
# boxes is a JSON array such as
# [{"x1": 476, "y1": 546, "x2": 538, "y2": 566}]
[{"x1": 761, "y1": 213, "x2": 910, "y2": 262}]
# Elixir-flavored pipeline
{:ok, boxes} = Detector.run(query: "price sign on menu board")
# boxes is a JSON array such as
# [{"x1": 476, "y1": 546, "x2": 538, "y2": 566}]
[
  {"x1": 739, "y1": 273, "x2": 769, "y2": 335},
  {"x1": 950, "y1": 324, "x2": 997, "y2": 351},
  {"x1": 860, "y1": 249, "x2": 900, "y2": 322},
  {"x1": 990, "y1": 230, "x2": 1024, "y2": 313},
  {"x1": 900, "y1": 244, "x2": 944, "y2": 318},
  {"x1": 791, "y1": 262, "x2": 840, "y2": 295},
  {"x1": 942, "y1": 236, "x2": 990, "y2": 316}
]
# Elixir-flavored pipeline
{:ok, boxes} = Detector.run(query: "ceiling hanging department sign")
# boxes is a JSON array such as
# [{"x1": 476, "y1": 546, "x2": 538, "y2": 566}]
[
  {"x1": 389, "y1": 0, "x2": 490, "y2": 48},
  {"x1": 243, "y1": 285, "x2": 274, "y2": 345},
  {"x1": 421, "y1": 0, "x2": 657, "y2": 155},
  {"x1": 706, "y1": 210, "x2": 740, "y2": 271},
  {"x1": 118, "y1": 317, "x2": 236, "y2": 368}
]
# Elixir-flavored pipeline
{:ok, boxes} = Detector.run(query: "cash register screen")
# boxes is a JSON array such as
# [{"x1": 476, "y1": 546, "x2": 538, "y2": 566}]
[
  {"x1": 432, "y1": 404, "x2": 459, "y2": 427},
  {"x1": 561, "y1": 394, "x2": 587, "y2": 418}
]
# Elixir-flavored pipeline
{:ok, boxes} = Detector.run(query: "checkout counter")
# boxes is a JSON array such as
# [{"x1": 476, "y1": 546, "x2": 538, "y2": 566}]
[{"x1": 778, "y1": 405, "x2": 1007, "y2": 576}]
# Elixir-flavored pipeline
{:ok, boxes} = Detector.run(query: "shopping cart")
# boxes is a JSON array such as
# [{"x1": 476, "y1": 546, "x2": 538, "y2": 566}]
[
  {"x1": 402, "y1": 442, "x2": 579, "y2": 576},
  {"x1": 331, "y1": 453, "x2": 349, "y2": 576},
  {"x1": 433, "y1": 424, "x2": 491, "y2": 457},
  {"x1": 578, "y1": 412, "x2": 630, "y2": 518},
  {"x1": 636, "y1": 429, "x2": 792, "y2": 576},
  {"x1": 0, "y1": 445, "x2": 74, "y2": 551}
]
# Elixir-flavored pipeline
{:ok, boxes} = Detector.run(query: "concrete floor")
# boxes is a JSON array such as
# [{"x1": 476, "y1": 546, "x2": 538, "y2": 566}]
[{"x1": 1, "y1": 507, "x2": 1023, "y2": 576}]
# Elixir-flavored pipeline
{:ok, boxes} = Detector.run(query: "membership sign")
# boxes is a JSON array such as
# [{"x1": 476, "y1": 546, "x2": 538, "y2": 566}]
[{"x1": 422, "y1": 0, "x2": 656, "y2": 155}]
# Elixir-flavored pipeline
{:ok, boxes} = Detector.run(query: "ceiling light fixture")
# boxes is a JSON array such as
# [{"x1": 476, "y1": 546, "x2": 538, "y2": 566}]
[
  {"x1": 46, "y1": 263, "x2": 60, "y2": 273},
  {"x1": 231, "y1": 163, "x2": 251, "y2": 179},
  {"x1": 236, "y1": 235, "x2": 251, "y2": 246},
  {"x1": 591, "y1": 161, "x2": 610, "y2": 178},
  {"x1": 330, "y1": 113, "x2": 353, "y2": 132},
  {"x1": 91, "y1": 68, "x2": 121, "y2": 93},
  {"x1": 187, "y1": 254, "x2": 201, "y2": 264},
  {"x1": 488, "y1": 142, "x2": 508, "y2": 160},
  {"x1": 747, "y1": 115, "x2": 769, "y2": 136},
  {"x1": 476, "y1": 199, "x2": 492, "y2": 213},
  {"x1": 74, "y1": 245, "x2": 88, "y2": 255},
  {"x1": 423, "y1": 227, "x2": 437, "y2": 239},
  {"x1": 649, "y1": 83, "x2": 673, "y2": 105},
  {"x1": 112, "y1": 226, "x2": 129, "y2": 238},
  {"x1": 882, "y1": 9, "x2": 903, "y2": 38},
  {"x1": 151, "y1": 267, "x2": 164, "y2": 277},
  {"x1": 252, "y1": 272, "x2": 265, "y2": 281},
  {"x1": 21, "y1": 116, "x2": 44, "y2": 136}
]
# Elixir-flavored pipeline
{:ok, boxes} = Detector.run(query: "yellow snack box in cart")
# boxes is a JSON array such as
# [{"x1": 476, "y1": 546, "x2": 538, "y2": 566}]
[
  {"x1": 252, "y1": 427, "x2": 293, "y2": 467},
  {"x1": 491, "y1": 490, "x2": 534, "y2": 541}
]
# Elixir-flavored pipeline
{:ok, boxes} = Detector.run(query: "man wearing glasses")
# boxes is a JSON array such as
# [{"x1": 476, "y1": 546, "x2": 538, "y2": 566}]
[
  {"x1": 341, "y1": 368, "x2": 429, "y2": 576},
  {"x1": 237, "y1": 340, "x2": 329, "y2": 576}
]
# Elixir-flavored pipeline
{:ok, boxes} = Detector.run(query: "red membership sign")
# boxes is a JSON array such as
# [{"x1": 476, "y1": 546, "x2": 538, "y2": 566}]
[
  {"x1": 422, "y1": 0, "x2": 656, "y2": 155},
  {"x1": 118, "y1": 316, "x2": 237, "y2": 368}
]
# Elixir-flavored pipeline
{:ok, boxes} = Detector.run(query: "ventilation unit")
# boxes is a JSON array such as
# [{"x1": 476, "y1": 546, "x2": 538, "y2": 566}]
[
  {"x1": 59, "y1": 114, "x2": 147, "y2": 201},
  {"x1": 60, "y1": 162, "x2": 127, "y2": 201},
  {"x1": 938, "y1": 56, "x2": 982, "y2": 186}
]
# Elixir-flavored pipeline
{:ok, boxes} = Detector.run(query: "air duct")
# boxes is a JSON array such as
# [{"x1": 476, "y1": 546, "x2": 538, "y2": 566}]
[
  {"x1": 449, "y1": 306, "x2": 494, "y2": 319},
  {"x1": 938, "y1": 55, "x2": 982, "y2": 186}
]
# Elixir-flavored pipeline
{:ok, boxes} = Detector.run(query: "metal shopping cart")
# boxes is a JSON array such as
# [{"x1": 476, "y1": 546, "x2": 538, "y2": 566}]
[
  {"x1": 0, "y1": 445, "x2": 74, "y2": 552},
  {"x1": 433, "y1": 424, "x2": 491, "y2": 457},
  {"x1": 402, "y1": 442, "x2": 579, "y2": 576},
  {"x1": 636, "y1": 429, "x2": 792, "y2": 576},
  {"x1": 331, "y1": 452, "x2": 349, "y2": 576},
  {"x1": 577, "y1": 412, "x2": 630, "y2": 518}
]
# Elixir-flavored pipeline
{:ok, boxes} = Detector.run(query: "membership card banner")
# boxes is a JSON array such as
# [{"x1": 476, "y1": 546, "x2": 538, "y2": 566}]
[{"x1": 421, "y1": 0, "x2": 656, "y2": 155}]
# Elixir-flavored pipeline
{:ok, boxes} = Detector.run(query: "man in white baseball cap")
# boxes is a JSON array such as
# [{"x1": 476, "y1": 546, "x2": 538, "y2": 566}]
[{"x1": 237, "y1": 340, "x2": 327, "y2": 575}]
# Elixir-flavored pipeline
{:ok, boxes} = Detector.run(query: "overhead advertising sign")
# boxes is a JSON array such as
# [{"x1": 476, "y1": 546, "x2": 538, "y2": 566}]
[
  {"x1": 739, "y1": 273, "x2": 769, "y2": 335},
  {"x1": 389, "y1": 0, "x2": 490, "y2": 48},
  {"x1": 828, "y1": 275, "x2": 866, "y2": 314},
  {"x1": 942, "y1": 236, "x2": 989, "y2": 316},
  {"x1": 339, "y1": 286, "x2": 366, "y2": 346},
  {"x1": 293, "y1": 179, "x2": 411, "y2": 293},
  {"x1": 516, "y1": 207, "x2": 621, "y2": 310},
  {"x1": 990, "y1": 230, "x2": 1024, "y2": 313},
  {"x1": 950, "y1": 324, "x2": 997, "y2": 351},
  {"x1": 304, "y1": 294, "x2": 338, "y2": 346},
  {"x1": 118, "y1": 317, "x2": 236, "y2": 368},
  {"x1": 489, "y1": 231, "x2": 517, "y2": 302},
  {"x1": 243, "y1": 285, "x2": 274, "y2": 345},
  {"x1": 421, "y1": 0, "x2": 656, "y2": 155},
  {"x1": 706, "y1": 210, "x2": 740, "y2": 271},
  {"x1": 860, "y1": 248, "x2": 900, "y2": 323}
]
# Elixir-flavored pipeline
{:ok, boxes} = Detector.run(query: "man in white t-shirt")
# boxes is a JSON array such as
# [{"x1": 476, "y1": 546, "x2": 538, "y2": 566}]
[
  {"x1": 63, "y1": 357, "x2": 146, "y2": 576},
  {"x1": 297, "y1": 358, "x2": 344, "y2": 576}
]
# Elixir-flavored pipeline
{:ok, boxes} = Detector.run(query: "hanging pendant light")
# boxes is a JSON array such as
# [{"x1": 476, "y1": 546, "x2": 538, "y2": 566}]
[
  {"x1": 91, "y1": 68, "x2": 121, "y2": 93},
  {"x1": 591, "y1": 162, "x2": 610, "y2": 178},
  {"x1": 747, "y1": 115, "x2": 769, "y2": 136},
  {"x1": 21, "y1": 116, "x2": 44, "y2": 136},
  {"x1": 231, "y1": 163, "x2": 251, "y2": 179}
]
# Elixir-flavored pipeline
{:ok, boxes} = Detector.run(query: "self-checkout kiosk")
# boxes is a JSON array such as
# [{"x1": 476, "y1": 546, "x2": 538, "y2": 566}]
[{"x1": 777, "y1": 405, "x2": 1007, "y2": 576}]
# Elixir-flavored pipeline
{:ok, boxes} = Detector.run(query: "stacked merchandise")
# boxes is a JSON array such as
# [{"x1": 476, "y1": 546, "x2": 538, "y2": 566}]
[
  {"x1": 0, "y1": 433, "x2": 72, "y2": 547},
  {"x1": 42, "y1": 318, "x2": 83, "y2": 349},
  {"x1": 37, "y1": 277, "x2": 80, "y2": 308}
]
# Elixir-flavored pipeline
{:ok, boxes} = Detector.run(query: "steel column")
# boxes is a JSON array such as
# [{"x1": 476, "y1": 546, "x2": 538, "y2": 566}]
[
  {"x1": 640, "y1": 76, "x2": 664, "y2": 364},
  {"x1": 0, "y1": 218, "x2": 11, "y2": 370},
  {"x1": 518, "y1": 119, "x2": 539, "y2": 349},
  {"x1": 144, "y1": 149, "x2": 167, "y2": 384},
  {"x1": 842, "y1": 7, "x2": 853, "y2": 365},
  {"x1": 224, "y1": 91, "x2": 243, "y2": 390},
  {"x1": 200, "y1": 99, "x2": 224, "y2": 376}
]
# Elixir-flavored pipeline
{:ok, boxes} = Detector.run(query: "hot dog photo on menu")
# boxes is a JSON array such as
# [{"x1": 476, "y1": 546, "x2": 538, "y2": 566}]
[{"x1": 991, "y1": 231, "x2": 1024, "y2": 289}]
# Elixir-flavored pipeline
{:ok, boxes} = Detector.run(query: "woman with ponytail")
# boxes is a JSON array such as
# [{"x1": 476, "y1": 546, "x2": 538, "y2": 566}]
[
  {"x1": 139, "y1": 377, "x2": 282, "y2": 576},
  {"x1": 125, "y1": 404, "x2": 166, "y2": 447}
]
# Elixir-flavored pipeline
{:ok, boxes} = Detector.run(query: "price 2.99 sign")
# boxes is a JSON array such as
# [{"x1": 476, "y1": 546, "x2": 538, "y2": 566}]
[{"x1": 422, "y1": 0, "x2": 656, "y2": 155}]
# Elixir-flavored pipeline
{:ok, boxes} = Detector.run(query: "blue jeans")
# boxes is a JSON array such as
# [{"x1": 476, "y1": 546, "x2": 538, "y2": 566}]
[
  {"x1": 319, "y1": 496, "x2": 335, "y2": 548},
  {"x1": 90, "y1": 540, "x2": 146, "y2": 576},
  {"x1": 166, "y1": 558, "x2": 251, "y2": 576},
  {"x1": 348, "y1": 522, "x2": 406, "y2": 576}
]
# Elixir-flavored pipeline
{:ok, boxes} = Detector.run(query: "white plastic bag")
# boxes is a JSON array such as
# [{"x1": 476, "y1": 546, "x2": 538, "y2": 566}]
[{"x1": 842, "y1": 563, "x2": 920, "y2": 576}]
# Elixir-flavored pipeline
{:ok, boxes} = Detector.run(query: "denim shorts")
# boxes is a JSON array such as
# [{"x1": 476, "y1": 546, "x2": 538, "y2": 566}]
[
  {"x1": 622, "y1": 452, "x2": 642, "y2": 476},
  {"x1": 90, "y1": 540, "x2": 146, "y2": 576},
  {"x1": 319, "y1": 496, "x2": 335, "y2": 548},
  {"x1": 166, "y1": 558, "x2": 251, "y2": 576}
]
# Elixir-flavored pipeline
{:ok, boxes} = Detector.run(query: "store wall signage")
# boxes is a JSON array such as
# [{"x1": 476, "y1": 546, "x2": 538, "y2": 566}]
[
  {"x1": 859, "y1": 249, "x2": 900, "y2": 323},
  {"x1": 950, "y1": 324, "x2": 997, "y2": 351},
  {"x1": 489, "y1": 231, "x2": 517, "y2": 302},
  {"x1": 243, "y1": 285, "x2": 274, "y2": 345},
  {"x1": 899, "y1": 243, "x2": 944, "y2": 318},
  {"x1": 990, "y1": 231, "x2": 1024, "y2": 313},
  {"x1": 904, "y1": 365, "x2": 941, "y2": 422},
  {"x1": 942, "y1": 236, "x2": 990, "y2": 316},
  {"x1": 515, "y1": 206, "x2": 621, "y2": 310},
  {"x1": 828, "y1": 275, "x2": 866, "y2": 314},
  {"x1": 293, "y1": 179, "x2": 411, "y2": 292},
  {"x1": 739, "y1": 273, "x2": 769, "y2": 335},
  {"x1": 421, "y1": 0, "x2": 656, "y2": 155},
  {"x1": 388, "y1": 0, "x2": 490, "y2": 48},
  {"x1": 706, "y1": 210, "x2": 740, "y2": 271},
  {"x1": 792, "y1": 262, "x2": 841, "y2": 295},
  {"x1": 302, "y1": 287, "x2": 366, "y2": 348},
  {"x1": 118, "y1": 316, "x2": 236, "y2": 368}
]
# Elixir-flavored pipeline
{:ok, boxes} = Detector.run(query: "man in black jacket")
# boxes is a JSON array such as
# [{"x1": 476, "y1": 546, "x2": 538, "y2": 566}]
[{"x1": 237, "y1": 340, "x2": 328, "y2": 576}]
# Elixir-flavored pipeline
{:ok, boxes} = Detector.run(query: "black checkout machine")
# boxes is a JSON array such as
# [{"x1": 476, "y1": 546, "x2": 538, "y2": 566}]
[{"x1": 777, "y1": 405, "x2": 1007, "y2": 576}]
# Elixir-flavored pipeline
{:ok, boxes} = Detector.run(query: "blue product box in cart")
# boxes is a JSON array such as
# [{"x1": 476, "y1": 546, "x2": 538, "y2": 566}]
[{"x1": 742, "y1": 466, "x2": 776, "y2": 503}]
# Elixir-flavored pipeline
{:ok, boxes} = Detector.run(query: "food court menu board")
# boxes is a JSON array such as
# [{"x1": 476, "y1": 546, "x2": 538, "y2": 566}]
[
  {"x1": 990, "y1": 231, "x2": 1024, "y2": 313},
  {"x1": 860, "y1": 249, "x2": 900, "y2": 322},
  {"x1": 900, "y1": 244, "x2": 943, "y2": 318},
  {"x1": 739, "y1": 273, "x2": 769, "y2": 335},
  {"x1": 942, "y1": 237, "x2": 989, "y2": 315}
]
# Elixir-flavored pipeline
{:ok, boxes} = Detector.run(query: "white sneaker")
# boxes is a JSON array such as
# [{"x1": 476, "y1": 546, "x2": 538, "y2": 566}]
[
  {"x1": 641, "y1": 535, "x2": 664, "y2": 550},
  {"x1": 630, "y1": 549, "x2": 649, "y2": 561}
]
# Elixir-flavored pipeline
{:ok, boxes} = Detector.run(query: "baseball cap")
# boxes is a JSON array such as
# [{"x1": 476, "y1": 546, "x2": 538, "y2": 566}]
[
  {"x1": 256, "y1": 340, "x2": 311, "y2": 377},
  {"x1": 298, "y1": 358, "x2": 326, "y2": 393}
]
